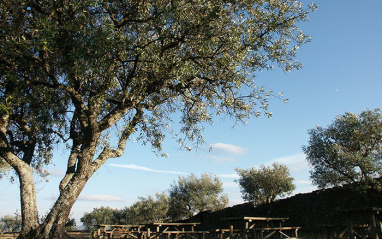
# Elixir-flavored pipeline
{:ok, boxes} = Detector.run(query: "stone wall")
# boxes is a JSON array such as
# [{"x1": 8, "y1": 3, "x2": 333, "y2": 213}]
[{"x1": 188, "y1": 185, "x2": 382, "y2": 232}]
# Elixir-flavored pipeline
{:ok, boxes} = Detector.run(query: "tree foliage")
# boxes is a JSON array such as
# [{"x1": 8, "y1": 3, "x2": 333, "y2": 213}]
[
  {"x1": 0, "y1": 0, "x2": 315, "y2": 237},
  {"x1": 64, "y1": 218, "x2": 76, "y2": 232},
  {"x1": 80, "y1": 206, "x2": 118, "y2": 230},
  {"x1": 235, "y1": 163, "x2": 295, "y2": 205},
  {"x1": 302, "y1": 108, "x2": 382, "y2": 189},
  {"x1": 80, "y1": 193, "x2": 168, "y2": 228},
  {"x1": 126, "y1": 192, "x2": 169, "y2": 224},
  {"x1": 0, "y1": 213, "x2": 22, "y2": 233},
  {"x1": 168, "y1": 173, "x2": 228, "y2": 221}
]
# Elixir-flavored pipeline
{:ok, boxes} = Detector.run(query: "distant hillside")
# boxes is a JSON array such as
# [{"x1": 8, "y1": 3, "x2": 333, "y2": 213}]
[{"x1": 188, "y1": 184, "x2": 382, "y2": 231}]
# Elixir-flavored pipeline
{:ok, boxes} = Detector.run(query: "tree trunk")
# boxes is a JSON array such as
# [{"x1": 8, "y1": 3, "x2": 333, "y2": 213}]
[
  {"x1": 34, "y1": 171, "x2": 91, "y2": 238},
  {"x1": 17, "y1": 164, "x2": 39, "y2": 238},
  {"x1": 0, "y1": 104, "x2": 39, "y2": 238}
]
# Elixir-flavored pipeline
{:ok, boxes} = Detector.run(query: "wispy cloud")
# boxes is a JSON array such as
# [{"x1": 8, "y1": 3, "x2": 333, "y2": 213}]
[
  {"x1": 109, "y1": 164, "x2": 187, "y2": 175},
  {"x1": 209, "y1": 155, "x2": 237, "y2": 163},
  {"x1": 222, "y1": 181, "x2": 239, "y2": 188},
  {"x1": 210, "y1": 143, "x2": 246, "y2": 155},
  {"x1": 271, "y1": 153, "x2": 310, "y2": 172},
  {"x1": 78, "y1": 194, "x2": 124, "y2": 202},
  {"x1": 297, "y1": 180, "x2": 312, "y2": 185},
  {"x1": 217, "y1": 173, "x2": 239, "y2": 179},
  {"x1": 48, "y1": 168, "x2": 66, "y2": 177}
]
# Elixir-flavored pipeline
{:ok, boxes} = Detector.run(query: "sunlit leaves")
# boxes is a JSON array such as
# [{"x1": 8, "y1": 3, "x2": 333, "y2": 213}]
[
  {"x1": 303, "y1": 108, "x2": 382, "y2": 189},
  {"x1": 0, "y1": 0, "x2": 314, "y2": 233},
  {"x1": 80, "y1": 206, "x2": 118, "y2": 230},
  {"x1": 168, "y1": 173, "x2": 228, "y2": 220},
  {"x1": 236, "y1": 163, "x2": 295, "y2": 205},
  {"x1": 123, "y1": 192, "x2": 169, "y2": 225}
]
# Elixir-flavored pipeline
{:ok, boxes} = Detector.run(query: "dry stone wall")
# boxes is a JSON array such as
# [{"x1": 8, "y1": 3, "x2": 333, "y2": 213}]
[{"x1": 188, "y1": 185, "x2": 382, "y2": 231}]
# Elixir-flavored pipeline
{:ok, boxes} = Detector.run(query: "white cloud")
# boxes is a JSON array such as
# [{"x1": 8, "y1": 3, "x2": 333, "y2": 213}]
[
  {"x1": 297, "y1": 180, "x2": 312, "y2": 185},
  {"x1": 210, "y1": 143, "x2": 246, "y2": 155},
  {"x1": 209, "y1": 155, "x2": 237, "y2": 163},
  {"x1": 218, "y1": 173, "x2": 240, "y2": 179},
  {"x1": 271, "y1": 152, "x2": 310, "y2": 172},
  {"x1": 78, "y1": 194, "x2": 124, "y2": 202},
  {"x1": 109, "y1": 164, "x2": 187, "y2": 175},
  {"x1": 222, "y1": 181, "x2": 239, "y2": 188},
  {"x1": 49, "y1": 168, "x2": 66, "y2": 177}
]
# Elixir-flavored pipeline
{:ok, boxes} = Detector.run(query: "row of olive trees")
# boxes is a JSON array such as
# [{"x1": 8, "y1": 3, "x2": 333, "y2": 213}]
[
  {"x1": 81, "y1": 166, "x2": 296, "y2": 229},
  {"x1": 81, "y1": 173, "x2": 229, "y2": 230},
  {"x1": 80, "y1": 108, "x2": 382, "y2": 230}
]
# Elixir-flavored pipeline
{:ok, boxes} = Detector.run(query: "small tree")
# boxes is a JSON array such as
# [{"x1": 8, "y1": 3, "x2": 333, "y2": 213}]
[
  {"x1": 0, "y1": 213, "x2": 22, "y2": 233},
  {"x1": 65, "y1": 218, "x2": 76, "y2": 232},
  {"x1": 124, "y1": 192, "x2": 169, "y2": 224},
  {"x1": 302, "y1": 108, "x2": 382, "y2": 189},
  {"x1": 236, "y1": 163, "x2": 295, "y2": 205},
  {"x1": 80, "y1": 207, "x2": 118, "y2": 230},
  {"x1": 168, "y1": 173, "x2": 228, "y2": 221}
]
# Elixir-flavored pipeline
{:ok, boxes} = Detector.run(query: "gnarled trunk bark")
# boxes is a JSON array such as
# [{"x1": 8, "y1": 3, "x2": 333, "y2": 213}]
[
  {"x1": 0, "y1": 102, "x2": 39, "y2": 238},
  {"x1": 17, "y1": 165, "x2": 39, "y2": 238},
  {"x1": 34, "y1": 170, "x2": 92, "y2": 238}
]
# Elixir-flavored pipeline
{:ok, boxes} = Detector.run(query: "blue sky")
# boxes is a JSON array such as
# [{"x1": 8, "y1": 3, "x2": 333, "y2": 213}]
[{"x1": 1, "y1": 0, "x2": 382, "y2": 226}]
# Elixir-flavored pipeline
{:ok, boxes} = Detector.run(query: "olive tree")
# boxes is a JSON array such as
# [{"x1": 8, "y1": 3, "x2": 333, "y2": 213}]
[
  {"x1": 80, "y1": 206, "x2": 118, "y2": 230},
  {"x1": 123, "y1": 192, "x2": 169, "y2": 224},
  {"x1": 0, "y1": 214, "x2": 22, "y2": 233},
  {"x1": 235, "y1": 163, "x2": 296, "y2": 205},
  {"x1": 0, "y1": 0, "x2": 316, "y2": 237},
  {"x1": 168, "y1": 173, "x2": 228, "y2": 221},
  {"x1": 302, "y1": 108, "x2": 382, "y2": 189}
]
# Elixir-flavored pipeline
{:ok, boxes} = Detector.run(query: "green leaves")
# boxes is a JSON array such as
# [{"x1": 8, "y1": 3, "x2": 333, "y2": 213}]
[
  {"x1": 303, "y1": 108, "x2": 382, "y2": 189},
  {"x1": 168, "y1": 173, "x2": 228, "y2": 220},
  {"x1": 2, "y1": 0, "x2": 315, "y2": 157},
  {"x1": 0, "y1": 1, "x2": 314, "y2": 235},
  {"x1": 122, "y1": 192, "x2": 169, "y2": 225},
  {"x1": 236, "y1": 163, "x2": 295, "y2": 205}
]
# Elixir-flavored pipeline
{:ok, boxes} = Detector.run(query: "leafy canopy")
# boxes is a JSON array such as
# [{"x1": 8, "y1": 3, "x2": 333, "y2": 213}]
[
  {"x1": 168, "y1": 173, "x2": 228, "y2": 220},
  {"x1": 0, "y1": 0, "x2": 315, "y2": 236},
  {"x1": 80, "y1": 206, "x2": 119, "y2": 230},
  {"x1": 0, "y1": 0, "x2": 316, "y2": 166},
  {"x1": 0, "y1": 213, "x2": 22, "y2": 233},
  {"x1": 236, "y1": 163, "x2": 295, "y2": 205},
  {"x1": 123, "y1": 192, "x2": 169, "y2": 225},
  {"x1": 303, "y1": 108, "x2": 382, "y2": 189}
]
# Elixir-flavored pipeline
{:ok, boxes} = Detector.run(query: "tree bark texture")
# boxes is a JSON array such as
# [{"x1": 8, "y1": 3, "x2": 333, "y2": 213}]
[
  {"x1": 0, "y1": 113, "x2": 39, "y2": 237},
  {"x1": 34, "y1": 166, "x2": 94, "y2": 238},
  {"x1": 17, "y1": 165, "x2": 39, "y2": 238}
]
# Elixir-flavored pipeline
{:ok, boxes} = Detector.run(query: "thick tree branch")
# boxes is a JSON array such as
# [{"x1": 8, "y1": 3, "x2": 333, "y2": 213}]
[{"x1": 92, "y1": 107, "x2": 143, "y2": 171}]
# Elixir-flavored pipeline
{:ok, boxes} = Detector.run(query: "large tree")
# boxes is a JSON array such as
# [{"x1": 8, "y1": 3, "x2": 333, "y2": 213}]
[
  {"x1": 0, "y1": 0, "x2": 316, "y2": 237},
  {"x1": 168, "y1": 173, "x2": 228, "y2": 221},
  {"x1": 235, "y1": 163, "x2": 295, "y2": 205},
  {"x1": 302, "y1": 108, "x2": 382, "y2": 189}
]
